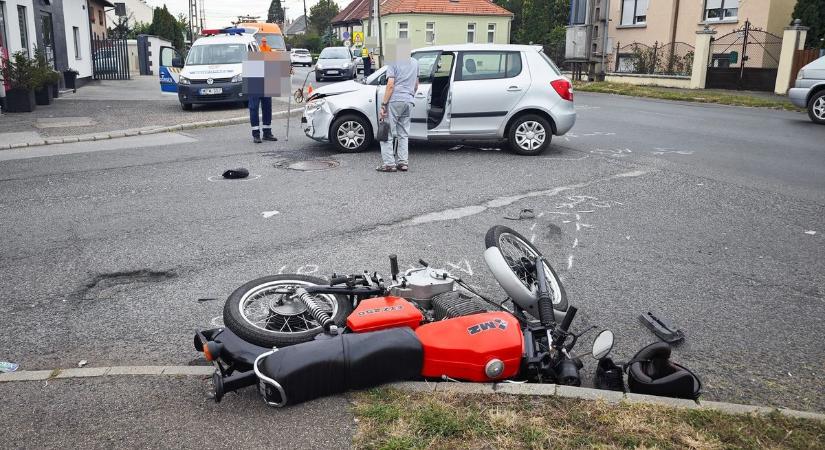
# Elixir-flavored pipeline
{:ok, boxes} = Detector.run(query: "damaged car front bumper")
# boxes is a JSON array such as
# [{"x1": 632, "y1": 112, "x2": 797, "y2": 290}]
[{"x1": 302, "y1": 97, "x2": 335, "y2": 143}]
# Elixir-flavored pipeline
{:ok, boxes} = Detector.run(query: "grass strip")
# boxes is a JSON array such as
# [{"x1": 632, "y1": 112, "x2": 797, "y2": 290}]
[
  {"x1": 574, "y1": 81, "x2": 801, "y2": 111},
  {"x1": 352, "y1": 388, "x2": 825, "y2": 449}
]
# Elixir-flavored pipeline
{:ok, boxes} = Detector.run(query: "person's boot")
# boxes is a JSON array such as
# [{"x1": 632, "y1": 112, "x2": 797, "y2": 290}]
[
  {"x1": 252, "y1": 130, "x2": 262, "y2": 144},
  {"x1": 262, "y1": 128, "x2": 278, "y2": 141},
  {"x1": 594, "y1": 357, "x2": 625, "y2": 392}
]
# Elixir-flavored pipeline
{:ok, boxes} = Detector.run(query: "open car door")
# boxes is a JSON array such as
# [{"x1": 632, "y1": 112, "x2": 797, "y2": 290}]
[
  {"x1": 159, "y1": 46, "x2": 181, "y2": 94},
  {"x1": 408, "y1": 51, "x2": 441, "y2": 139}
]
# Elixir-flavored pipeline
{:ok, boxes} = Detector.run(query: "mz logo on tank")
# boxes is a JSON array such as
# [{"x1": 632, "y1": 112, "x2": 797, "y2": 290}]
[
  {"x1": 467, "y1": 318, "x2": 508, "y2": 335},
  {"x1": 357, "y1": 305, "x2": 404, "y2": 316}
]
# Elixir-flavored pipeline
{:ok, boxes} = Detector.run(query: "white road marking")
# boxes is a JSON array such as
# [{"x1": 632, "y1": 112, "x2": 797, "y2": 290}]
[
  {"x1": 208, "y1": 174, "x2": 262, "y2": 182},
  {"x1": 572, "y1": 238, "x2": 578, "y2": 248},
  {"x1": 805, "y1": 230, "x2": 817, "y2": 235},
  {"x1": 567, "y1": 255, "x2": 574, "y2": 270},
  {"x1": 261, "y1": 210, "x2": 280, "y2": 218}
]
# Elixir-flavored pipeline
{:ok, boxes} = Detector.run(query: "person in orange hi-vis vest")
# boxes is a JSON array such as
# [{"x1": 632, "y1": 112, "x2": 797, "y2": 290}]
[{"x1": 249, "y1": 37, "x2": 275, "y2": 143}]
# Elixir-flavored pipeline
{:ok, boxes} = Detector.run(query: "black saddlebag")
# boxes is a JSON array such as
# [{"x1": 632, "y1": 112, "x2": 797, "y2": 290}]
[{"x1": 256, "y1": 327, "x2": 423, "y2": 406}]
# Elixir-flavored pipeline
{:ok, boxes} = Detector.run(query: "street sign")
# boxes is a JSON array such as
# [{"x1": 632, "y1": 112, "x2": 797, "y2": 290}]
[
  {"x1": 344, "y1": 40, "x2": 351, "y2": 47},
  {"x1": 343, "y1": 31, "x2": 350, "y2": 40},
  {"x1": 353, "y1": 31, "x2": 364, "y2": 44}
]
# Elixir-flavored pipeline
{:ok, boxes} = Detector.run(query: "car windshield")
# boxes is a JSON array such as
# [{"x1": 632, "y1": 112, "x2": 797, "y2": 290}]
[
  {"x1": 255, "y1": 33, "x2": 286, "y2": 50},
  {"x1": 186, "y1": 43, "x2": 247, "y2": 65},
  {"x1": 320, "y1": 48, "x2": 350, "y2": 59},
  {"x1": 366, "y1": 67, "x2": 387, "y2": 85}
]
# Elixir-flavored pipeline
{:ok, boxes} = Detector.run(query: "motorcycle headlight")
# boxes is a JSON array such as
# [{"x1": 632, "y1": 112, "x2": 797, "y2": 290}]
[
  {"x1": 305, "y1": 98, "x2": 326, "y2": 114},
  {"x1": 178, "y1": 76, "x2": 191, "y2": 85},
  {"x1": 231, "y1": 73, "x2": 243, "y2": 83}
]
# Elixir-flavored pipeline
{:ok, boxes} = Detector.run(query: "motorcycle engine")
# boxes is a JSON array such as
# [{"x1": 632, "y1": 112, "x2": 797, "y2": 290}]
[{"x1": 389, "y1": 267, "x2": 455, "y2": 309}]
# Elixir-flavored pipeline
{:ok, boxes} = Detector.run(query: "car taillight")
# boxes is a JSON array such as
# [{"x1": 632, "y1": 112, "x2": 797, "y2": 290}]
[{"x1": 551, "y1": 79, "x2": 573, "y2": 102}]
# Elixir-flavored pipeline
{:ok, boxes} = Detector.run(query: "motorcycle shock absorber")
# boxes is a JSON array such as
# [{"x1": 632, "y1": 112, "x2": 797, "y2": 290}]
[
  {"x1": 533, "y1": 256, "x2": 555, "y2": 327},
  {"x1": 293, "y1": 288, "x2": 335, "y2": 332}
]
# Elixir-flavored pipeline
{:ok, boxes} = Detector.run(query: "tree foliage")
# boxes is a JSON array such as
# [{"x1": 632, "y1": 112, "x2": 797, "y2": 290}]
[
  {"x1": 793, "y1": 0, "x2": 825, "y2": 48},
  {"x1": 309, "y1": 0, "x2": 339, "y2": 36},
  {"x1": 147, "y1": 5, "x2": 185, "y2": 51},
  {"x1": 268, "y1": 0, "x2": 285, "y2": 24},
  {"x1": 494, "y1": 0, "x2": 569, "y2": 46}
]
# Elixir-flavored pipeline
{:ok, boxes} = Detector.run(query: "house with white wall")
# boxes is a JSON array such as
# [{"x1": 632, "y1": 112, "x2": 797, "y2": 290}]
[
  {"x1": 62, "y1": 0, "x2": 94, "y2": 81},
  {"x1": 106, "y1": 0, "x2": 153, "y2": 28},
  {"x1": 1, "y1": 0, "x2": 38, "y2": 58}
]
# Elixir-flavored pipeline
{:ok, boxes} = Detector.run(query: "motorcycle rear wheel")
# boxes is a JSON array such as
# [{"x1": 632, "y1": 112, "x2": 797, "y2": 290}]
[
  {"x1": 223, "y1": 274, "x2": 352, "y2": 348},
  {"x1": 484, "y1": 225, "x2": 568, "y2": 320}
]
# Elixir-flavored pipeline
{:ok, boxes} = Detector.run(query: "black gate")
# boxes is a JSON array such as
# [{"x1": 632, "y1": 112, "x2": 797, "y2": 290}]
[
  {"x1": 706, "y1": 20, "x2": 782, "y2": 91},
  {"x1": 91, "y1": 35, "x2": 131, "y2": 80}
]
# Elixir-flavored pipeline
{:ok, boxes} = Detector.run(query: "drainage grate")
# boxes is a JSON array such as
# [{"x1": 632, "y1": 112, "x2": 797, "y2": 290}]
[{"x1": 276, "y1": 159, "x2": 340, "y2": 171}]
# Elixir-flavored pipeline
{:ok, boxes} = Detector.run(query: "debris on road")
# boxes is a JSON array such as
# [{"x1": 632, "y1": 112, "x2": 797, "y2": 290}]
[
  {"x1": 804, "y1": 230, "x2": 816, "y2": 235},
  {"x1": 0, "y1": 361, "x2": 19, "y2": 373},
  {"x1": 504, "y1": 208, "x2": 536, "y2": 220},
  {"x1": 261, "y1": 210, "x2": 280, "y2": 218},
  {"x1": 222, "y1": 168, "x2": 250, "y2": 179},
  {"x1": 77, "y1": 360, "x2": 88, "y2": 368}
]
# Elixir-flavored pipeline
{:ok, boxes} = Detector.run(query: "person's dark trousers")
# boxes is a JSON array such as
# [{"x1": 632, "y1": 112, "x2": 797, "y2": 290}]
[
  {"x1": 363, "y1": 57, "x2": 371, "y2": 77},
  {"x1": 248, "y1": 95, "x2": 274, "y2": 140}
]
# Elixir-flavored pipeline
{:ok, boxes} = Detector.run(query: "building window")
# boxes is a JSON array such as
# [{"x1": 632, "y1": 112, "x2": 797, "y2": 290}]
[
  {"x1": 621, "y1": 0, "x2": 648, "y2": 25},
  {"x1": 705, "y1": 0, "x2": 738, "y2": 21},
  {"x1": 73, "y1": 26, "x2": 81, "y2": 58},
  {"x1": 487, "y1": 23, "x2": 495, "y2": 43},
  {"x1": 425, "y1": 22, "x2": 434, "y2": 44},
  {"x1": 17, "y1": 5, "x2": 28, "y2": 56},
  {"x1": 90, "y1": 7, "x2": 95, "y2": 23},
  {"x1": 398, "y1": 21, "x2": 408, "y2": 39},
  {"x1": 0, "y1": 2, "x2": 8, "y2": 52},
  {"x1": 467, "y1": 22, "x2": 475, "y2": 43},
  {"x1": 98, "y1": 9, "x2": 103, "y2": 25}
]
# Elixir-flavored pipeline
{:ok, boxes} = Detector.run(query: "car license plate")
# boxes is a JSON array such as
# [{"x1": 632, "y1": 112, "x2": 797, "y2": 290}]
[
  {"x1": 199, "y1": 88, "x2": 223, "y2": 95},
  {"x1": 327, "y1": 70, "x2": 338, "y2": 75}
]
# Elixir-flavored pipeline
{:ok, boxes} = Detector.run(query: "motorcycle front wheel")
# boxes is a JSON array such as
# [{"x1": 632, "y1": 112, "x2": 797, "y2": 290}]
[
  {"x1": 483, "y1": 225, "x2": 568, "y2": 320},
  {"x1": 223, "y1": 274, "x2": 352, "y2": 348}
]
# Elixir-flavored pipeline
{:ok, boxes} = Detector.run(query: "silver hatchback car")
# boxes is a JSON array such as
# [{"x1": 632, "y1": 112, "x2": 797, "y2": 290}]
[
  {"x1": 301, "y1": 44, "x2": 576, "y2": 155},
  {"x1": 789, "y1": 55, "x2": 825, "y2": 124}
]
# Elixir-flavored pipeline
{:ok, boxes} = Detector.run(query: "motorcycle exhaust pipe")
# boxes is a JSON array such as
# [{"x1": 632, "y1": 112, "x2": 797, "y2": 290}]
[{"x1": 212, "y1": 370, "x2": 258, "y2": 403}]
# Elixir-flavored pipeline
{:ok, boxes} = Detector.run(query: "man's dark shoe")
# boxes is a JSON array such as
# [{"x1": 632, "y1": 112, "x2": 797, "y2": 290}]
[
  {"x1": 594, "y1": 357, "x2": 625, "y2": 392},
  {"x1": 397, "y1": 163, "x2": 408, "y2": 172},
  {"x1": 262, "y1": 134, "x2": 278, "y2": 141},
  {"x1": 253, "y1": 135, "x2": 262, "y2": 143}
]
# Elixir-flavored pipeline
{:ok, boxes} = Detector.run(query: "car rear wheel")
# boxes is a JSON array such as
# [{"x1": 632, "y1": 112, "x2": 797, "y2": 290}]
[
  {"x1": 808, "y1": 91, "x2": 825, "y2": 125},
  {"x1": 331, "y1": 114, "x2": 372, "y2": 153},
  {"x1": 507, "y1": 114, "x2": 551, "y2": 156}
]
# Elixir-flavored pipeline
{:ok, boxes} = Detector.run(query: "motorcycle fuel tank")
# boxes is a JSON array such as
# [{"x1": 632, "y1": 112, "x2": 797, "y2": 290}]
[
  {"x1": 347, "y1": 296, "x2": 424, "y2": 333},
  {"x1": 415, "y1": 312, "x2": 523, "y2": 382}
]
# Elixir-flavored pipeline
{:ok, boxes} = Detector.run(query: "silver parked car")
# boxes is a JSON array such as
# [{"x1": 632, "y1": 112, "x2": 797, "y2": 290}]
[
  {"x1": 789, "y1": 55, "x2": 825, "y2": 124},
  {"x1": 301, "y1": 44, "x2": 576, "y2": 155},
  {"x1": 314, "y1": 47, "x2": 357, "y2": 82}
]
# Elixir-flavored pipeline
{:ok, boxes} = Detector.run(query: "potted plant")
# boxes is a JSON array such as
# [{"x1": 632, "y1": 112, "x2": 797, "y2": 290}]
[
  {"x1": 47, "y1": 70, "x2": 62, "y2": 98},
  {"x1": 64, "y1": 68, "x2": 79, "y2": 92},
  {"x1": 32, "y1": 47, "x2": 53, "y2": 105},
  {"x1": 0, "y1": 51, "x2": 37, "y2": 112}
]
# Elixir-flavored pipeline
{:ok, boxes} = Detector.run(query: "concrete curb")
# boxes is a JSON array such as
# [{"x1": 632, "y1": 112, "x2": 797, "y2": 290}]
[
  {"x1": 0, "y1": 109, "x2": 303, "y2": 150},
  {"x1": 388, "y1": 381, "x2": 825, "y2": 422},
  {"x1": 3, "y1": 369, "x2": 822, "y2": 421}
]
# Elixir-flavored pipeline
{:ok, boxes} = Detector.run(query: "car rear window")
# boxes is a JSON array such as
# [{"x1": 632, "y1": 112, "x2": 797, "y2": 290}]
[{"x1": 538, "y1": 51, "x2": 562, "y2": 76}]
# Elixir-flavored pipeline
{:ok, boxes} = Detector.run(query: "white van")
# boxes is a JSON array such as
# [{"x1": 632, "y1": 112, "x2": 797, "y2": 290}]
[{"x1": 159, "y1": 28, "x2": 258, "y2": 110}]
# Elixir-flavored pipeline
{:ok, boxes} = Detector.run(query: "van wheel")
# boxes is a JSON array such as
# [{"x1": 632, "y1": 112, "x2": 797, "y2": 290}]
[
  {"x1": 507, "y1": 114, "x2": 551, "y2": 156},
  {"x1": 808, "y1": 91, "x2": 825, "y2": 124},
  {"x1": 180, "y1": 102, "x2": 193, "y2": 111},
  {"x1": 331, "y1": 114, "x2": 372, "y2": 153}
]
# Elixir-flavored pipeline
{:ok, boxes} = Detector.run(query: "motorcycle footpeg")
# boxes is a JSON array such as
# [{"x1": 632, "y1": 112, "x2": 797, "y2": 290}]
[{"x1": 639, "y1": 311, "x2": 685, "y2": 344}]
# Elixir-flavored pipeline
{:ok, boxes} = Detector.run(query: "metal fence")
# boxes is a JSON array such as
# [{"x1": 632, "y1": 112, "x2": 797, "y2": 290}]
[
  {"x1": 91, "y1": 34, "x2": 131, "y2": 80},
  {"x1": 609, "y1": 41, "x2": 695, "y2": 76}
]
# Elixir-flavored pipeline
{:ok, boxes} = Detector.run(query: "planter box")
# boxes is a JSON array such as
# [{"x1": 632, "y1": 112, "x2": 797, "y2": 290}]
[
  {"x1": 64, "y1": 71, "x2": 78, "y2": 92},
  {"x1": 35, "y1": 86, "x2": 54, "y2": 105},
  {"x1": 5, "y1": 89, "x2": 37, "y2": 112},
  {"x1": 51, "y1": 83, "x2": 60, "y2": 98}
]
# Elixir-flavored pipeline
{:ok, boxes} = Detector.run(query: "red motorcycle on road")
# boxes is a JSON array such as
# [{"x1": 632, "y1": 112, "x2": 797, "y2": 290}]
[{"x1": 195, "y1": 225, "x2": 616, "y2": 406}]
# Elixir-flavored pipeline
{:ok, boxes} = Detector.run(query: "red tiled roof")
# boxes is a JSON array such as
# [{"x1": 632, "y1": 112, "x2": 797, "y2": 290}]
[
  {"x1": 381, "y1": 0, "x2": 512, "y2": 17},
  {"x1": 332, "y1": 0, "x2": 372, "y2": 24},
  {"x1": 333, "y1": 0, "x2": 512, "y2": 24}
]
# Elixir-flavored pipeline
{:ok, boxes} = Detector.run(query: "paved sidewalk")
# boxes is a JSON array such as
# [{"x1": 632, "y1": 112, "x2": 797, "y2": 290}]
[{"x1": 0, "y1": 75, "x2": 292, "y2": 145}]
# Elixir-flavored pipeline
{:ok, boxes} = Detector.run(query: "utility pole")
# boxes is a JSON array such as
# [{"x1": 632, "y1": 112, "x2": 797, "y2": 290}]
[
  {"x1": 374, "y1": 0, "x2": 382, "y2": 66},
  {"x1": 188, "y1": 0, "x2": 199, "y2": 40},
  {"x1": 303, "y1": 0, "x2": 308, "y2": 27}
]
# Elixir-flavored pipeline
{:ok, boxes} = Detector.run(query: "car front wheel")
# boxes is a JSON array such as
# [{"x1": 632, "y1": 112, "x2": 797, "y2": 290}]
[
  {"x1": 330, "y1": 114, "x2": 372, "y2": 153},
  {"x1": 180, "y1": 102, "x2": 193, "y2": 111},
  {"x1": 507, "y1": 114, "x2": 552, "y2": 155},
  {"x1": 808, "y1": 91, "x2": 825, "y2": 124}
]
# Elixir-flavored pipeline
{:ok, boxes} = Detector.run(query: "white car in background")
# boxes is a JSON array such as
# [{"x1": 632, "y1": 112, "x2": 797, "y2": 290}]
[
  {"x1": 301, "y1": 44, "x2": 576, "y2": 155},
  {"x1": 290, "y1": 48, "x2": 313, "y2": 67}
]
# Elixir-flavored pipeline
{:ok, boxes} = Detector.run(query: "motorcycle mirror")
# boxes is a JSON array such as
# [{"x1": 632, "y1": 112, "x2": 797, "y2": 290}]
[{"x1": 591, "y1": 330, "x2": 614, "y2": 360}]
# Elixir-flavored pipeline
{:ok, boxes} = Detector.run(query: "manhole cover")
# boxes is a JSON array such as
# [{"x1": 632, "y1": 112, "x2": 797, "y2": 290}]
[{"x1": 278, "y1": 160, "x2": 340, "y2": 171}]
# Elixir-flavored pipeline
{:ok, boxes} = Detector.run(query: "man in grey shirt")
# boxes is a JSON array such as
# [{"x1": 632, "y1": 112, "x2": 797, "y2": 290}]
[{"x1": 377, "y1": 55, "x2": 419, "y2": 172}]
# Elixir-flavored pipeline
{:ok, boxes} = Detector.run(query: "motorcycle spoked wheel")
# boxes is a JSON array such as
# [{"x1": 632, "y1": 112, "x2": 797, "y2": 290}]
[
  {"x1": 484, "y1": 225, "x2": 568, "y2": 318},
  {"x1": 223, "y1": 274, "x2": 352, "y2": 348}
]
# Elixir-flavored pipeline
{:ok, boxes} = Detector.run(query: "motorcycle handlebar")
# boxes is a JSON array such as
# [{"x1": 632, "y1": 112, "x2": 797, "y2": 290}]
[
  {"x1": 559, "y1": 306, "x2": 577, "y2": 332},
  {"x1": 329, "y1": 276, "x2": 351, "y2": 285}
]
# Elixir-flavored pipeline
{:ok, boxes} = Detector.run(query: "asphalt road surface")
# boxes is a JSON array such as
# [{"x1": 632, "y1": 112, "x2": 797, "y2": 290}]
[{"x1": 1, "y1": 91, "x2": 824, "y2": 446}]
